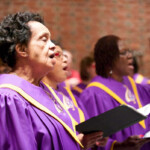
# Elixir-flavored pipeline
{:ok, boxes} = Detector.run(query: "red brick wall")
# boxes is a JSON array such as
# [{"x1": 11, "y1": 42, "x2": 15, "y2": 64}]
[{"x1": 1, "y1": 0, "x2": 150, "y2": 77}]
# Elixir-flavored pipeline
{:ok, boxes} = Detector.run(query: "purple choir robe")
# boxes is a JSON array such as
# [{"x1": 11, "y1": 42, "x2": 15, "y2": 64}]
[
  {"x1": 40, "y1": 82, "x2": 85, "y2": 125},
  {"x1": 0, "y1": 74, "x2": 81, "y2": 150},
  {"x1": 71, "y1": 83, "x2": 87, "y2": 97},
  {"x1": 79, "y1": 75, "x2": 150, "y2": 150},
  {"x1": 56, "y1": 86, "x2": 94, "y2": 150},
  {"x1": 59, "y1": 81, "x2": 71, "y2": 89},
  {"x1": 58, "y1": 82, "x2": 113, "y2": 150},
  {"x1": 133, "y1": 73, "x2": 150, "y2": 84},
  {"x1": 58, "y1": 81, "x2": 67, "y2": 88}
]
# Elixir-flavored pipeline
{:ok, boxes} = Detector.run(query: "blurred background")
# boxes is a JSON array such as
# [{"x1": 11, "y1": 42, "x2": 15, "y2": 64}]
[{"x1": 1, "y1": 0, "x2": 150, "y2": 77}]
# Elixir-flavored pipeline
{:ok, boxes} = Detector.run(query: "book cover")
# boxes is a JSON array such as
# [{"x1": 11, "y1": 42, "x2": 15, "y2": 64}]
[{"x1": 76, "y1": 105, "x2": 147, "y2": 137}]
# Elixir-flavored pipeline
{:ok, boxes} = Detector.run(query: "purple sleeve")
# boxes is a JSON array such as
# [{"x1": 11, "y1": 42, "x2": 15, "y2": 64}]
[
  {"x1": 136, "y1": 83, "x2": 150, "y2": 105},
  {"x1": 0, "y1": 89, "x2": 37, "y2": 150}
]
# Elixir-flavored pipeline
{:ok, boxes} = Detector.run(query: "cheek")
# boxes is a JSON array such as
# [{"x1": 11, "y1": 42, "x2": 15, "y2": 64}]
[
  {"x1": 34, "y1": 41, "x2": 47, "y2": 52},
  {"x1": 55, "y1": 64, "x2": 63, "y2": 73},
  {"x1": 28, "y1": 43, "x2": 45, "y2": 56},
  {"x1": 122, "y1": 58, "x2": 128, "y2": 66},
  {"x1": 119, "y1": 57, "x2": 126, "y2": 65}
]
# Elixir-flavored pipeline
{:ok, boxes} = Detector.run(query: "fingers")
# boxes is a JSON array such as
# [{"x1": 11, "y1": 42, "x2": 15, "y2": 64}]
[
  {"x1": 85, "y1": 131, "x2": 103, "y2": 144},
  {"x1": 137, "y1": 138, "x2": 150, "y2": 146},
  {"x1": 80, "y1": 131, "x2": 104, "y2": 149},
  {"x1": 95, "y1": 137, "x2": 109, "y2": 147},
  {"x1": 77, "y1": 133, "x2": 84, "y2": 142},
  {"x1": 126, "y1": 136, "x2": 150, "y2": 149}
]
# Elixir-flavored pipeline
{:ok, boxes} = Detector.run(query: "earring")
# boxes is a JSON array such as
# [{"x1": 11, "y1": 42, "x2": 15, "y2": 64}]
[{"x1": 109, "y1": 70, "x2": 113, "y2": 74}]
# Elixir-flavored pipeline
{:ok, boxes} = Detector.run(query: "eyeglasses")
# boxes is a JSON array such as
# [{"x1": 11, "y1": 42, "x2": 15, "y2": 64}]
[{"x1": 119, "y1": 49, "x2": 132, "y2": 56}]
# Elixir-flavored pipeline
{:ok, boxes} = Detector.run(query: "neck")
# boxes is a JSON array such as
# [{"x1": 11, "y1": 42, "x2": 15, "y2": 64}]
[
  {"x1": 11, "y1": 65, "x2": 45, "y2": 86},
  {"x1": 42, "y1": 76, "x2": 58, "y2": 90},
  {"x1": 111, "y1": 73, "x2": 123, "y2": 82},
  {"x1": 82, "y1": 79, "x2": 90, "y2": 85}
]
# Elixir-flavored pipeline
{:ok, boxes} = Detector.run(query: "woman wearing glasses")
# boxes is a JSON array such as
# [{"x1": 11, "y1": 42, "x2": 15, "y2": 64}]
[{"x1": 80, "y1": 35, "x2": 150, "y2": 150}]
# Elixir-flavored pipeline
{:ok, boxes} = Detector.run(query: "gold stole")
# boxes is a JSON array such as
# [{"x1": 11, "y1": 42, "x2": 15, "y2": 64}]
[
  {"x1": 87, "y1": 76, "x2": 146, "y2": 129},
  {"x1": 43, "y1": 82, "x2": 85, "y2": 123},
  {"x1": 64, "y1": 80, "x2": 71, "y2": 89},
  {"x1": 135, "y1": 74, "x2": 144, "y2": 84},
  {"x1": 0, "y1": 84, "x2": 83, "y2": 148},
  {"x1": 72, "y1": 86, "x2": 83, "y2": 94},
  {"x1": 64, "y1": 87, "x2": 85, "y2": 123}
]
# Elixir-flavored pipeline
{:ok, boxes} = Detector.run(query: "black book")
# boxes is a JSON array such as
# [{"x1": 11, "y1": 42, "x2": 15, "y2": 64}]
[{"x1": 76, "y1": 105, "x2": 147, "y2": 137}]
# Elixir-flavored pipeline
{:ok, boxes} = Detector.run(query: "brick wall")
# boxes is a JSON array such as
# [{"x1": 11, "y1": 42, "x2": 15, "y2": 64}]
[{"x1": 1, "y1": 0, "x2": 150, "y2": 77}]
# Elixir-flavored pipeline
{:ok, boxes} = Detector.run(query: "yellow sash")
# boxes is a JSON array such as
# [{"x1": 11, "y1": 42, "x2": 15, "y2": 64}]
[
  {"x1": 65, "y1": 80, "x2": 71, "y2": 89},
  {"x1": 0, "y1": 84, "x2": 83, "y2": 147},
  {"x1": 87, "y1": 76, "x2": 146, "y2": 129},
  {"x1": 64, "y1": 87, "x2": 85, "y2": 123},
  {"x1": 72, "y1": 86, "x2": 83, "y2": 93},
  {"x1": 43, "y1": 82, "x2": 78, "y2": 130},
  {"x1": 43, "y1": 82, "x2": 85, "y2": 124}
]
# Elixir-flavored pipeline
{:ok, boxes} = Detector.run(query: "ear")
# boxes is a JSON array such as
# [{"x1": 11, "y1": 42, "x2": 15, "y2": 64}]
[{"x1": 15, "y1": 44, "x2": 28, "y2": 57}]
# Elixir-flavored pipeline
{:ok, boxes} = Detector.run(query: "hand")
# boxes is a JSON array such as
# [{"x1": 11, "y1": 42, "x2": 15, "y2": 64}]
[
  {"x1": 95, "y1": 136, "x2": 109, "y2": 147},
  {"x1": 78, "y1": 131, "x2": 108, "y2": 149},
  {"x1": 114, "y1": 135, "x2": 150, "y2": 150}
]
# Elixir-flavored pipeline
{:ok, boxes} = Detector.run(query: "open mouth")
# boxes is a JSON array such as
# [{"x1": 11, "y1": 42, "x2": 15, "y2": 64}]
[
  {"x1": 49, "y1": 54, "x2": 55, "y2": 59},
  {"x1": 128, "y1": 61, "x2": 133, "y2": 66},
  {"x1": 128, "y1": 62, "x2": 134, "y2": 69},
  {"x1": 128, "y1": 62, "x2": 132, "y2": 66},
  {"x1": 63, "y1": 66, "x2": 68, "y2": 71},
  {"x1": 128, "y1": 59, "x2": 133, "y2": 66}
]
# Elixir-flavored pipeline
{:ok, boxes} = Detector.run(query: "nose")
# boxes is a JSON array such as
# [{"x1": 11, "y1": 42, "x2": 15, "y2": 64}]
[
  {"x1": 127, "y1": 50, "x2": 133, "y2": 58},
  {"x1": 49, "y1": 41, "x2": 55, "y2": 51}
]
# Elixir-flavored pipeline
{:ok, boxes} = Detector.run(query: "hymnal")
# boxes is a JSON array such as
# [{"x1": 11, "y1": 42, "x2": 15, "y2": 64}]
[{"x1": 76, "y1": 105, "x2": 147, "y2": 137}]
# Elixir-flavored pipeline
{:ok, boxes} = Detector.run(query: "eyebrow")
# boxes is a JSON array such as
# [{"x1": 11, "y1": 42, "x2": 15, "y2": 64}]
[
  {"x1": 38, "y1": 32, "x2": 51, "y2": 39},
  {"x1": 63, "y1": 54, "x2": 68, "y2": 58}
]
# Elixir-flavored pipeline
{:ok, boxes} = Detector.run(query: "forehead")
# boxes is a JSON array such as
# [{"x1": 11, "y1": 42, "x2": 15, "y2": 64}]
[
  {"x1": 118, "y1": 40, "x2": 127, "y2": 51},
  {"x1": 55, "y1": 45, "x2": 62, "y2": 52},
  {"x1": 63, "y1": 51, "x2": 72, "y2": 58},
  {"x1": 27, "y1": 21, "x2": 51, "y2": 37}
]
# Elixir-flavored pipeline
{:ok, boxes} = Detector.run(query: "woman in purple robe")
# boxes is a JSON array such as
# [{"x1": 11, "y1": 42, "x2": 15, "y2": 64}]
[
  {"x1": 80, "y1": 35, "x2": 150, "y2": 150},
  {"x1": 41, "y1": 45, "x2": 109, "y2": 149},
  {"x1": 0, "y1": 12, "x2": 104, "y2": 150},
  {"x1": 41, "y1": 45, "x2": 85, "y2": 124}
]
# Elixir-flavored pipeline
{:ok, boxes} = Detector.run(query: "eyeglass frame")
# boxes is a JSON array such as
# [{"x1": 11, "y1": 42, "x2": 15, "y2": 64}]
[{"x1": 119, "y1": 49, "x2": 133, "y2": 56}]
